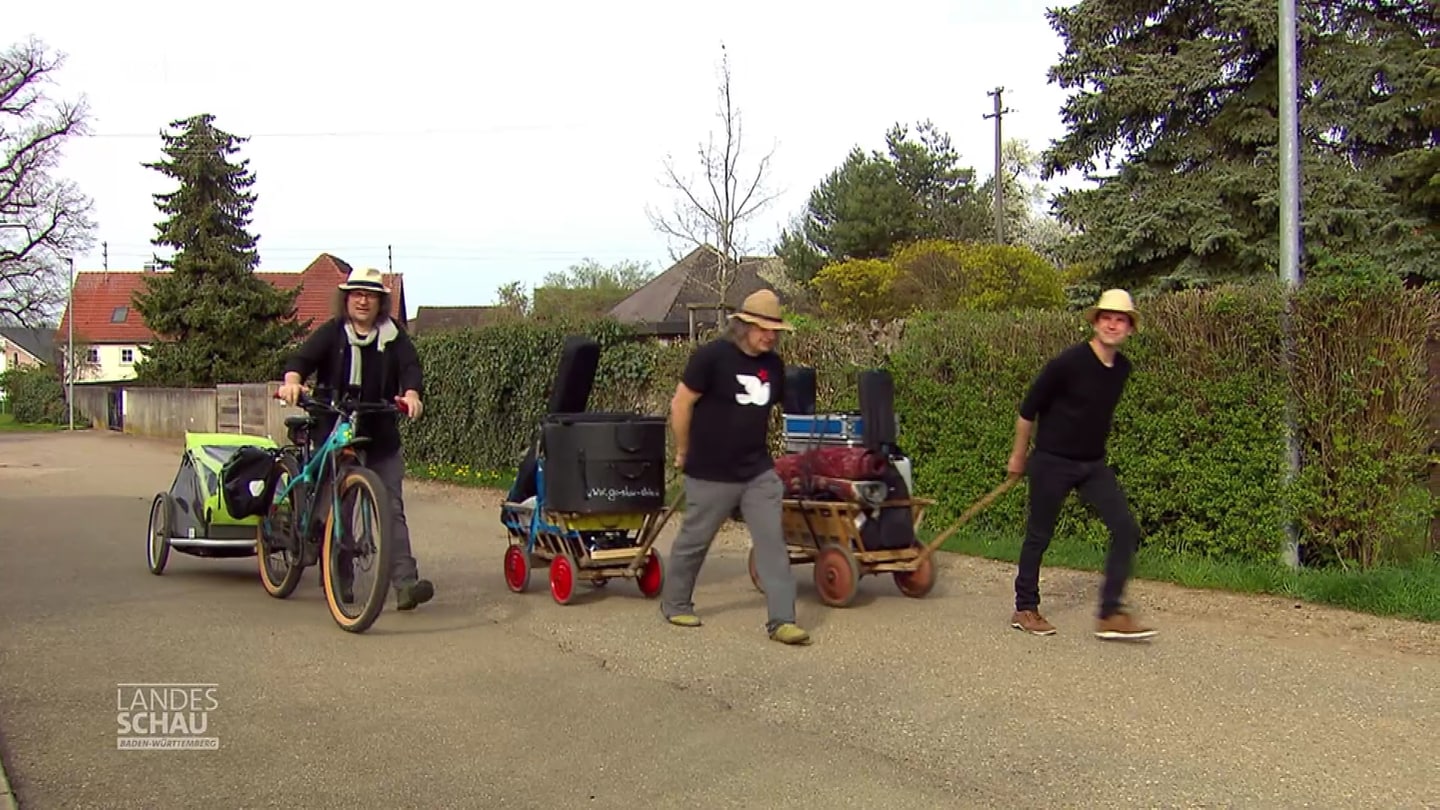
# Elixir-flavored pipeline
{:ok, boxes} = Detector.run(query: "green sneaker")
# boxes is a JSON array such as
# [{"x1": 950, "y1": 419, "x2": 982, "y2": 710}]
[
  {"x1": 768, "y1": 623, "x2": 811, "y2": 645},
  {"x1": 666, "y1": 613, "x2": 702, "y2": 627}
]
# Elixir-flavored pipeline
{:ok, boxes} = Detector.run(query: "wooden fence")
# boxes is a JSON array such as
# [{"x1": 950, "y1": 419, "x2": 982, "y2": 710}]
[{"x1": 72, "y1": 381, "x2": 301, "y2": 443}]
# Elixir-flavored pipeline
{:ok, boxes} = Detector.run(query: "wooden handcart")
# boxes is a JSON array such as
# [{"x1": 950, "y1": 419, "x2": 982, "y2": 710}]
[
  {"x1": 748, "y1": 496, "x2": 936, "y2": 608},
  {"x1": 749, "y1": 475, "x2": 1019, "y2": 608}
]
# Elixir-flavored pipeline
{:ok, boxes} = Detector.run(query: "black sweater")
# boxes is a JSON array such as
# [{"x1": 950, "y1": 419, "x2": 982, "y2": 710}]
[
  {"x1": 283, "y1": 317, "x2": 424, "y2": 458},
  {"x1": 1018, "y1": 341, "x2": 1131, "y2": 462}
]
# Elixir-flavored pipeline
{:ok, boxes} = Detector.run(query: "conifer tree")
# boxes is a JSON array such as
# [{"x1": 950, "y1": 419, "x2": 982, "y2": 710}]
[{"x1": 131, "y1": 114, "x2": 305, "y2": 386}]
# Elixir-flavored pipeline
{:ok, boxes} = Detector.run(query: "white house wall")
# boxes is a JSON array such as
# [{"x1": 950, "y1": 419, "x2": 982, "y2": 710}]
[{"x1": 75, "y1": 343, "x2": 143, "y2": 383}]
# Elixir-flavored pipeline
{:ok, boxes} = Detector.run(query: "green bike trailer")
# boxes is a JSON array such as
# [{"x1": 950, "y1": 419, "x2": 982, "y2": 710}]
[{"x1": 146, "y1": 431, "x2": 279, "y2": 575}]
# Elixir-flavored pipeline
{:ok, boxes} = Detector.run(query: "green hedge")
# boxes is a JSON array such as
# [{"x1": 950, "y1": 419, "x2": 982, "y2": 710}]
[
  {"x1": 0, "y1": 366, "x2": 66, "y2": 424},
  {"x1": 402, "y1": 283, "x2": 1439, "y2": 568},
  {"x1": 400, "y1": 319, "x2": 690, "y2": 478}
]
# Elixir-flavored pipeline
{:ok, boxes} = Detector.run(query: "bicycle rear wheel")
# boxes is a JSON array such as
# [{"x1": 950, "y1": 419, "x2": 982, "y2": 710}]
[
  {"x1": 321, "y1": 464, "x2": 395, "y2": 633},
  {"x1": 258, "y1": 452, "x2": 306, "y2": 599}
]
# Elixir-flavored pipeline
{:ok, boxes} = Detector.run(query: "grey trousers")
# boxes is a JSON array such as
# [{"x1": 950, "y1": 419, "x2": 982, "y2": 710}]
[
  {"x1": 364, "y1": 450, "x2": 421, "y2": 584},
  {"x1": 661, "y1": 468, "x2": 797, "y2": 631}
]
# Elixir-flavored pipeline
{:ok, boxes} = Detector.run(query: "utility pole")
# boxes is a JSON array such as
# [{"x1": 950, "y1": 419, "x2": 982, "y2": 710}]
[
  {"x1": 1279, "y1": 0, "x2": 1303, "y2": 568},
  {"x1": 66, "y1": 257, "x2": 74, "y2": 431},
  {"x1": 983, "y1": 88, "x2": 1012, "y2": 243},
  {"x1": 387, "y1": 245, "x2": 393, "y2": 273},
  {"x1": 102, "y1": 241, "x2": 108, "y2": 271}
]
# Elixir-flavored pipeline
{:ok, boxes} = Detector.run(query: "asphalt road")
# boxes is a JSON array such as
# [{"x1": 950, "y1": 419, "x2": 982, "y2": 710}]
[{"x1": 1, "y1": 430, "x2": 1437, "y2": 809}]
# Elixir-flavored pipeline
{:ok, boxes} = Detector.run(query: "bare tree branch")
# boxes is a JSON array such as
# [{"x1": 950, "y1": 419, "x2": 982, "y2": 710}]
[
  {"x1": 0, "y1": 37, "x2": 95, "y2": 328},
  {"x1": 645, "y1": 44, "x2": 783, "y2": 304}
]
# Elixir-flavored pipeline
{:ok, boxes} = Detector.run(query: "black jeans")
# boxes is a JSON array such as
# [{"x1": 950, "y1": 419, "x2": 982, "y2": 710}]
[{"x1": 1014, "y1": 450, "x2": 1140, "y2": 618}]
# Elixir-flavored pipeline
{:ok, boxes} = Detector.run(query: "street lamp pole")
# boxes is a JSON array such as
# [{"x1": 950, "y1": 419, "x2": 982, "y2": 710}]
[
  {"x1": 1278, "y1": 0, "x2": 1303, "y2": 568},
  {"x1": 67, "y1": 256, "x2": 74, "y2": 431}
]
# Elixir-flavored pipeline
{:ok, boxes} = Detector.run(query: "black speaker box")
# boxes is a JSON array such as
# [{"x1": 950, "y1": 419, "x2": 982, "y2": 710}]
[
  {"x1": 507, "y1": 335, "x2": 603, "y2": 503},
  {"x1": 784, "y1": 366, "x2": 817, "y2": 415},
  {"x1": 857, "y1": 369, "x2": 898, "y2": 452}
]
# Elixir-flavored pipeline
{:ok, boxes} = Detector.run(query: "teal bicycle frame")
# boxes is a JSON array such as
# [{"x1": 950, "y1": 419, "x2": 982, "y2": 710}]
[{"x1": 264, "y1": 393, "x2": 400, "y2": 555}]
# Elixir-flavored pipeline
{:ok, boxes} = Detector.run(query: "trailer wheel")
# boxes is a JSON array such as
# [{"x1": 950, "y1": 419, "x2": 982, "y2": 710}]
[
  {"x1": 504, "y1": 544, "x2": 531, "y2": 593},
  {"x1": 894, "y1": 552, "x2": 936, "y2": 598},
  {"x1": 636, "y1": 549, "x2": 664, "y2": 598},
  {"x1": 550, "y1": 552, "x2": 578, "y2": 605},
  {"x1": 146, "y1": 493, "x2": 172, "y2": 575},
  {"x1": 813, "y1": 544, "x2": 858, "y2": 608}
]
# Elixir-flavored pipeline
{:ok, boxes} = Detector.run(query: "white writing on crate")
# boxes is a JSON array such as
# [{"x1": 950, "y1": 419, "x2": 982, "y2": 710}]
[{"x1": 587, "y1": 486, "x2": 661, "y2": 500}]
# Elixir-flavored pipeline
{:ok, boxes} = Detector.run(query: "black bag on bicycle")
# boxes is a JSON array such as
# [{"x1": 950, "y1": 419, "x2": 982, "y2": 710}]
[{"x1": 220, "y1": 445, "x2": 282, "y2": 520}]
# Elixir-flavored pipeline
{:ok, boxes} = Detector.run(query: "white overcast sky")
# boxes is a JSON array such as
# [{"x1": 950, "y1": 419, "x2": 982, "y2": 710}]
[{"x1": 14, "y1": 0, "x2": 1082, "y2": 316}]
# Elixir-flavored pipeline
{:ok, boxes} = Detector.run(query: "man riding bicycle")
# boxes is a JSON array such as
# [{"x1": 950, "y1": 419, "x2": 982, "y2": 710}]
[{"x1": 276, "y1": 266, "x2": 434, "y2": 611}]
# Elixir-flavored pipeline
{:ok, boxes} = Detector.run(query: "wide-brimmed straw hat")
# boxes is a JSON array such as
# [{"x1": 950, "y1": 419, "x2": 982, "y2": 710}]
[
  {"x1": 1084, "y1": 288, "x2": 1139, "y2": 331},
  {"x1": 338, "y1": 267, "x2": 391, "y2": 294},
  {"x1": 728, "y1": 289, "x2": 794, "y2": 332}
]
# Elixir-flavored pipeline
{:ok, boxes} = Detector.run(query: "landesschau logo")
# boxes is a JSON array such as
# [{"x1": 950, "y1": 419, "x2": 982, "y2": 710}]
[{"x1": 116, "y1": 683, "x2": 220, "y2": 750}]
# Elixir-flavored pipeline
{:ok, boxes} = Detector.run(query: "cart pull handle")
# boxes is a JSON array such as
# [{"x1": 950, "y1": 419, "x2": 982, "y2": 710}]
[
  {"x1": 914, "y1": 473, "x2": 1021, "y2": 567},
  {"x1": 624, "y1": 490, "x2": 687, "y2": 576}
]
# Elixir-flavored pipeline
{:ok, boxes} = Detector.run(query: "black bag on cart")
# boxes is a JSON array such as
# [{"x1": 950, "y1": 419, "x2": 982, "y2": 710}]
[
  {"x1": 859, "y1": 462, "x2": 917, "y2": 551},
  {"x1": 220, "y1": 445, "x2": 282, "y2": 520}
]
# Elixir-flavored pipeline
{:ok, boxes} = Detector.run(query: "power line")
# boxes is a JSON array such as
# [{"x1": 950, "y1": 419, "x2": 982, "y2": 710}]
[{"x1": 78, "y1": 123, "x2": 594, "y2": 140}]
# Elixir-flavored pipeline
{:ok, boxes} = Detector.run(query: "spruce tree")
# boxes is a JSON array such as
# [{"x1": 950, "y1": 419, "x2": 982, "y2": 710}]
[{"x1": 130, "y1": 113, "x2": 306, "y2": 387}]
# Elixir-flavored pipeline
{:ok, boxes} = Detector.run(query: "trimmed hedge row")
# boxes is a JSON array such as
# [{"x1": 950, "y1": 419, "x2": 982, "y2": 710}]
[
  {"x1": 0, "y1": 366, "x2": 66, "y2": 424},
  {"x1": 401, "y1": 282, "x2": 1439, "y2": 568}
]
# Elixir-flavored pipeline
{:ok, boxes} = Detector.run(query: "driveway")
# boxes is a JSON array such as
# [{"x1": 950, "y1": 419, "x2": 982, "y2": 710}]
[{"x1": 1, "y1": 431, "x2": 1436, "y2": 809}]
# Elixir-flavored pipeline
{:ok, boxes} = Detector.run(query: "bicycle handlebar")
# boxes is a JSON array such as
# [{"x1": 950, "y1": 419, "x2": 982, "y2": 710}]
[{"x1": 278, "y1": 390, "x2": 410, "y2": 417}]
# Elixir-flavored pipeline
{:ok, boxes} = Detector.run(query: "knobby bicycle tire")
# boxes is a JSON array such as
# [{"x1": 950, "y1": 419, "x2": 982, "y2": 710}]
[
  {"x1": 259, "y1": 452, "x2": 306, "y2": 599},
  {"x1": 321, "y1": 464, "x2": 396, "y2": 633}
]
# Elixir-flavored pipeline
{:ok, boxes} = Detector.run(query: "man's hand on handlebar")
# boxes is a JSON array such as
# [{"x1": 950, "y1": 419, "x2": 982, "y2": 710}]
[
  {"x1": 277, "y1": 381, "x2": 307, "y2": 406},
  {"x1": 396, "y1": 390, "x2": 422, "y2": 420}
]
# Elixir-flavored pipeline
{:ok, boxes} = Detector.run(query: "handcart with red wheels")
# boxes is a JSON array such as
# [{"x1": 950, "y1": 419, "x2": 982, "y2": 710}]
[
  {"x1": 752, "y1": 398, "x2": 1020, "y2": 607},
  {"x1": 498, "y1": 411, "x2": 679, "y2": 605}
]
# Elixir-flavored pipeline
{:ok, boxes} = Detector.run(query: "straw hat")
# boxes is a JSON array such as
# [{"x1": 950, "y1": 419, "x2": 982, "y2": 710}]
[
  {"x1": 338, "y1": 267, "x2": 391, "y2": 294},
  {"x1": 729, "y1": 289, "x2": 794, "y2": 332},
  {"x1": 1084, "y1": 288, "x2": 1139, "y2": 331}
]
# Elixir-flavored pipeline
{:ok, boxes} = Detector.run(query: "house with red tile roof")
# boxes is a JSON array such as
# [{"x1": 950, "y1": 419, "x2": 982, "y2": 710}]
[{"x1": 54, "y1": 253, "x2": 407, "y2": 383}]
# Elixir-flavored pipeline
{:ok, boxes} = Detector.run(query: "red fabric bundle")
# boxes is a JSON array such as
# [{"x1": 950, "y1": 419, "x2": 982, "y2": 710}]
[{"x1": 774, "y1": 446, "x2": 887, "y2": 484}]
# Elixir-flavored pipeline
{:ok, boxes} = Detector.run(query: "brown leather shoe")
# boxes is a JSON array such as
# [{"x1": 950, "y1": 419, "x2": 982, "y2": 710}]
[
  {"x1": 1010, "y1": 610, "x2": 1056, "y2": 636},
  {"x1": 1094, "y1": 611, "x2": 1158, "y2": 641}
]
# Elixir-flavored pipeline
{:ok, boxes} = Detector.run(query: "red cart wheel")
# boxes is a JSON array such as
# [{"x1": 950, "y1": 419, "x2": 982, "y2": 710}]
[
  {"x1": 636, "y1": 550, "x2": 664, "y2": 598},
  {"x1": 550, "y1": 552, "x2": 577, "y2": 605},
  {"x1": 813, "y1": 544, "x2": 858, "y2": 608},
  {"x1": 747, "y1": 546, "x2": 764, "y2": 593},
  {"x1": 894, "y1": 552, "x2": 936, "y2": 598},
  {"x1": 504, "y1": 544, "x2": 530, "y2": 593}
]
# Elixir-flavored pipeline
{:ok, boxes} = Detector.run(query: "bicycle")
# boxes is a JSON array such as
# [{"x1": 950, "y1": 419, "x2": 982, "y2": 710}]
[{"x1": 257, "y1": 389, "x2": 410, "y2": 633}]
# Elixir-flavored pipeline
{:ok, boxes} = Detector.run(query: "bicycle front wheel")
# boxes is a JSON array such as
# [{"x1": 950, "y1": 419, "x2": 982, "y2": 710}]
[{"x1": 320, "y1": 465, "x2": 395, "y2": 633}]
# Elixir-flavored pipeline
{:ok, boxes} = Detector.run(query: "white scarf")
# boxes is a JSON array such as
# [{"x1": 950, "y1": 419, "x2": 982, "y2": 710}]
[{"x1": 345, "y1": 319, "x2": 399, "y2": 387}]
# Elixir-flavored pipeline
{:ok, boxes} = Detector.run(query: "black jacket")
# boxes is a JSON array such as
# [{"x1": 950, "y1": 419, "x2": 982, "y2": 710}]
[{"x1": 283, "y1": 317, "x2": 424, "y2": 458}]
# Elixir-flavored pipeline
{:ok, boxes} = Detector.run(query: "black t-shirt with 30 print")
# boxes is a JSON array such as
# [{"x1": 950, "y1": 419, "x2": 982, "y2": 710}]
[{"x1": 680, "y1": 338, "x2": 786, "y2": 483}]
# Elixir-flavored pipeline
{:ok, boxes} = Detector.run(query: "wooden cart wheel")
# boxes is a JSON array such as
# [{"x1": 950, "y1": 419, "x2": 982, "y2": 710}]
[
  {"x1": 813, "y1": 544, "x2": 859, "y2": 608},
  {"x1": 503, "y1": 544, "x2": 530, "y2": 593},
  {"x1": 549, "y1": 552, "x2": 578, "y2": 605},
  {"x1": 636, "y1": 549, "x2": 665, "y2": 598},
  {"x1": 894, "y1": 551, "x2": 936, "y2": 598},
  {"x1": 747, "y1": 546, "x2": 764, "y2": 593}
]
